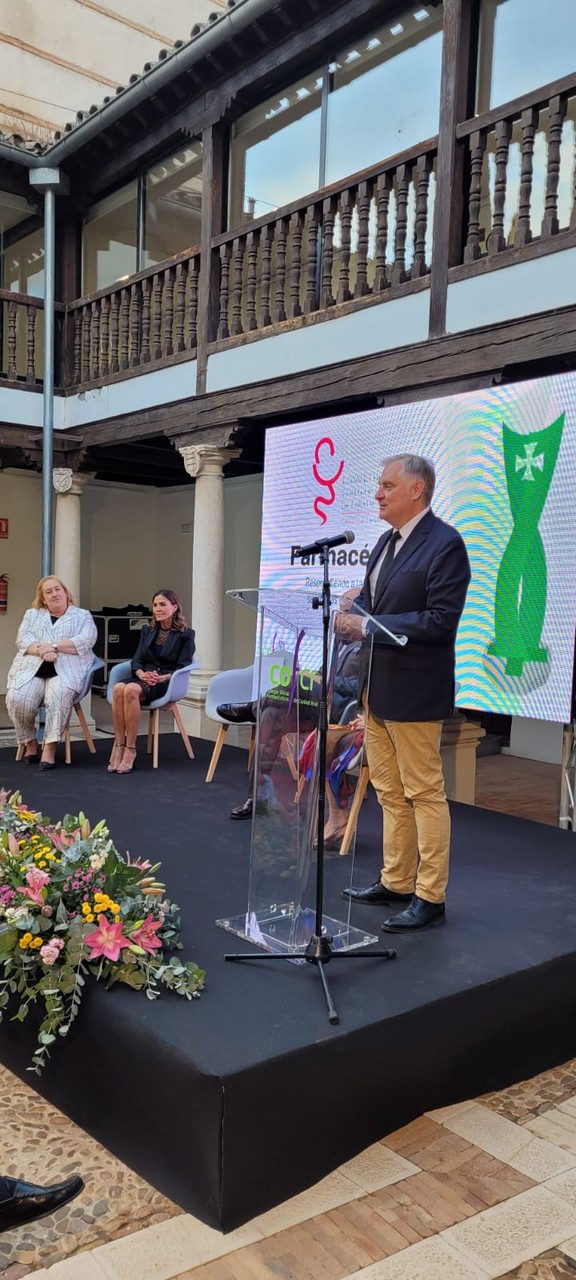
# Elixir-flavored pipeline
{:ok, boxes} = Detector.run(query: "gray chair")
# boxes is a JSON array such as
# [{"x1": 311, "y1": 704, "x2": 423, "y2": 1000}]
[
  {"x1": 106, "y1": 659, "x2": 197, "y2": 768},
  {"x1": 15, "y1": 654, "x2": 105, "y2": 765}
]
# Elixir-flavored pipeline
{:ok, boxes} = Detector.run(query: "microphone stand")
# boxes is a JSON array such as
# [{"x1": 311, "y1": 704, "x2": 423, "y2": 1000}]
[{"x1": 225, "y1": 542, "x2": 397, "y2": 1026}]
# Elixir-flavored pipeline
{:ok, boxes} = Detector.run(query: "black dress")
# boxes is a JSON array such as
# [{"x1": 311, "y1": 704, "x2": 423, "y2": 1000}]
[{"x1": 129, "y1": 624, "x2": 196, "y2": 705}]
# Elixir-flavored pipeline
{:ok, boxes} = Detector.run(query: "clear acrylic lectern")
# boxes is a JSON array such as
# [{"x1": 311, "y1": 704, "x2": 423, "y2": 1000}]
[{"x1": 216, "y1": 588, "x2": 379, "y2": 957}]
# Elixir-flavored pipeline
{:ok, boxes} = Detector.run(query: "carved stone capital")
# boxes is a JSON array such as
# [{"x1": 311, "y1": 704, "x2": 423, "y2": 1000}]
[
  {"x1": 52, "y1": 468, "x2": 90, "y2": 496},
  {"x1": 179, "y1": 445, "x2": 241, "y2": 480}
]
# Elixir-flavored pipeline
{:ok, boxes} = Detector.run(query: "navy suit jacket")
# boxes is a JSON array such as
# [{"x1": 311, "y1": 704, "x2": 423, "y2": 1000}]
[{"x1": 355, "y1": 510, "x2": 471, "y2": 721}]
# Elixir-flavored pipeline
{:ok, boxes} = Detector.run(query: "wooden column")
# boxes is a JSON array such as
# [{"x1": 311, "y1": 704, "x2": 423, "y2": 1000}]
[
  {"x1": 429, "y1": 0, "x2": 476, "y2": 338},
  {"x1": 196, "y1": 123, "x2": 227, "y2": 395}
]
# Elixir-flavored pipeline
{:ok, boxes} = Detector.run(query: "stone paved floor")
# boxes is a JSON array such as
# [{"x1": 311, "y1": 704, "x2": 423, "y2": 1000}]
[{"x1": 1, "y1": 753, "x2": 573, "y2": 1280}]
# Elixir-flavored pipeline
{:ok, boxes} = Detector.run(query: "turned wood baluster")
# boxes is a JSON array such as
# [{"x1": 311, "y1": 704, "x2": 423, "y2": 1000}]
[
  {"x1": 175, "y1": 262, "x2": 186, "y2": 352},
  {"x1": 188, "y1": 257, "x2": 199, "y2": 349},
  {"x1": 246, "y1": 230, "x2": 258, "y2": 330},
  {"x1": 72, "y1": 310, "x2": 82, "y2": 383},
  {"x1": 515, "y1": 106, "x2": 539, "y2": 247},
  {"x1": 100, "y1": 295, "x2": 110, "y2": 376},
  {"x1": 273, "y1": 219, "x2": 288, "y2": 323},
  {"x1": 152, "y1": 274, "x2": 163, "y2": 361},
  {"x1": 412, "y1": 154, "x2": 432, "y2": 278},
  {"x1": 354, "y1": 181, "x2": 371, "y2": 297},
  {"x1": 7, "y1": 300, "x2": 17, "y2": 379},
  {"x1": 163, "y1": 267, "x2": 174, "y2": 357},
  {"x1": 110, "y1": 291, "x2": 120, "y2": 373},
  {"x1": 289, "y1": 210, "x2": 303, "y2": 318},
  {"x1": 129, "y1": 283, "x2": 141, "y2": 366},
  {"x1": 542, "y1": 94, "x2": 568, "y2": 237},
  {"x1": 337, "y1": 189, "x2": 353, "y2": 302},
  {"x1": 119, "y1": 288, "x2": 130, "y2": 370},
  {"x1": 91, "y1": 300, "x2": 100, "y2": 380},
  {"x1": 230, "y1": 237, "x2": 245, "y2": 336},
  {"x1": 217, "y1": 244, "x2": 232, "y2": 339},
  {"x1": 260, "y1": 225, "x2": 272, "y2": 327},
  {"x1": 140, "y1": 278, "x2": 151, "y2": 363},
  {"x1": 304, "y1": 204, "x2": 320, "y2": 313},
  {"x1": 320, "y1": 195, "x2": 336, "y2": 309},
  {"x1": 26, "y1": 306, "x2": 36, "y2": 381},
  {"x1": 487, "y1": 118, "x2": 512, "y2": 254},
  {"x1": 81, "y1": 304, "x2": 90, "y2": 382},
  {"x1": 391, "y1": 163, "x2": 410, "y2": 286},
  {"x1": 374, "y1": 172, "x2": 392, "y2": 292},
  {"x1": 464, "y1": 130, "x2": 488, "y2": 262}
]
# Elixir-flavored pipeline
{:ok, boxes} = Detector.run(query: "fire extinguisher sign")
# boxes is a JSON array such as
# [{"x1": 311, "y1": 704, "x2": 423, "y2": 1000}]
[{"x1": 0, "y1": 519, "x2": 8, "y2": 538}]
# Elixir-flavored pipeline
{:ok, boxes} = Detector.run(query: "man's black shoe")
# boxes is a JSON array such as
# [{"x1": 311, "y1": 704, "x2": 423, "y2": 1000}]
[
  {"x1": 0, "y1": 1174, "x2": 84, "y2": 1233},
  {"x1": 381, "y1": 896, "x2": 446, "y2": 932},
  {"x1": 342, "y1": 880, "x2": 413, "y2": 906},
  {"x1": 217, "y1": 702, "x2": 257, "y2": 724},
  {"x1": 230, "y1": 797, "x2": 253, "y2": 819}
]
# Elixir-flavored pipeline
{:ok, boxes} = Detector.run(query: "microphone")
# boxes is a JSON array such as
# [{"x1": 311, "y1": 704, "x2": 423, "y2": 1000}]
[{"x1": 295, "y1": 530, "x2": 355, "y2": 558}]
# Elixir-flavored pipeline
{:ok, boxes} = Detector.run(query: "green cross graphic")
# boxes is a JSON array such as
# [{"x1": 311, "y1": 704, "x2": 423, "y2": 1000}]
[
  {"x1": 487, "y1": 412, "x2": 564, "y2": 678},
  {"x1": 515, "y1": 441, "x2": 544, "y2": 481}
]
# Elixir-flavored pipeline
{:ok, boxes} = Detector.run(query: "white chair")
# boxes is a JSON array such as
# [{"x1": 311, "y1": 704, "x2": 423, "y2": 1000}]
[
  {"x1": 205, "y1": 650, "x2": 294, "y2": 783},
  {"x1": 107, "y1": 659, "x2": 197, "y2": 768},
  {"x1": 15, "y1": 654, "x2": 105, "y2": 765}
]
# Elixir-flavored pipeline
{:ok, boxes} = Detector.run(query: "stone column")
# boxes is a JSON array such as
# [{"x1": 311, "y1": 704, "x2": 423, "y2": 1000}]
[
  {"x1": 52, "y1": 468, "x2": 95, "y2": 739},
  {"x1": 52, "y1": 468, "x2": 88, "y2": 603},
  {"x1": 178, "y1": 444, "x2": 240, "y2": 738}
]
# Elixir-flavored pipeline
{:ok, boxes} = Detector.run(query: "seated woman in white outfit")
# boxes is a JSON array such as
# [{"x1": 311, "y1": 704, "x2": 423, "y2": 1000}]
[{"x1": 6, "y1": 576, "x2": 97, "y2": 771}]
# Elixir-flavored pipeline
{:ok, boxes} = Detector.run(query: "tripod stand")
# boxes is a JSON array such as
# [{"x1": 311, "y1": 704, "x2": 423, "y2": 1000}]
[{"x1": 224, "y1": 550, "x2": 397, "y2": 1025}]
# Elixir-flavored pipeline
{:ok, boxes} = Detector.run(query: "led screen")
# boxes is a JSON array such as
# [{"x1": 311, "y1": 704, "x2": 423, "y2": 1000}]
[{"x1": 259, "y1": 371, "x2": 576, "y2": 722}]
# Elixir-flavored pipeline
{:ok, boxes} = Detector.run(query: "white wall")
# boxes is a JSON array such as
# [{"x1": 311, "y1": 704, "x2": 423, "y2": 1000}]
[
  {"x1": 0, "y1": 470, "x2": 43, "y2": 689},
  {"x1": 223, "y1": 474, "x2": 263, "y2": 670},
  {"x1": 0, "y1": 469, "x2": 262, "y2": 691}
]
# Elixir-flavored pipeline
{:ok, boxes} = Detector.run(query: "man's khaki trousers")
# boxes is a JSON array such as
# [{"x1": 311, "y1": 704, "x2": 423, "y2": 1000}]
[{"x1": 364, "y1": 710, "x2": 450, "y2": 904}]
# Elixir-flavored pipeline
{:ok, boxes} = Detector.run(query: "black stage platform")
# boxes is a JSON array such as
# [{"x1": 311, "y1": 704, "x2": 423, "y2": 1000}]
[{"x1": 1, "y1": 735, "x2": 576, "y2": 1231}]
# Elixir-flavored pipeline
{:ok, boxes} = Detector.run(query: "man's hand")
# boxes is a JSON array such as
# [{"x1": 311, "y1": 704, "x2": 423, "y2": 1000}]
[{"x1": 334, "y1": 612, "x2": 364, "y2": 642}]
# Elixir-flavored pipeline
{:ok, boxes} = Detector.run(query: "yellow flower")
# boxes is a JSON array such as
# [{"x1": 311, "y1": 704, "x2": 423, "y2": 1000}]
[
  {"x1": 85, "y1": 913, "x2": 94, "y2": 923},
  {"x1": 81, "y1": 903, "x2": 91, "y2": 915},
  {"x1": 19, "y1": 932, "x2": 32, "y2": 948},
  {"x1": 111, "y1": 904, "x2": 120, "y2": 915}
]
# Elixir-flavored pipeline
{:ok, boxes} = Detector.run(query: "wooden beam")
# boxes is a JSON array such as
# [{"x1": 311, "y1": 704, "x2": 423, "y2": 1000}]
[
  {"x1": 196, "y1": 122, "x2": 227, "y2": 395},
  {"x1": 429, "y1": 0, "x2": 476, "y2": 338}
]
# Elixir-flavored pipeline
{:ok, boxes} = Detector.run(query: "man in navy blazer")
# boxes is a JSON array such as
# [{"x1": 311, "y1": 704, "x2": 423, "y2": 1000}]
[{"x1": 335, "y1": 454, "x2": 471, "y2": 931}]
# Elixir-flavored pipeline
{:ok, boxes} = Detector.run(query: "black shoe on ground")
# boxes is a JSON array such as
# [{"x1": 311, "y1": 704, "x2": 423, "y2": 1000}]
[
  {"x1": 23, "y1": 752, "x2": 40, "y2": 765},
  {"x1": 230, "y1": 797, "x2": 253, "y2": 820},
  {"x1": 0, "y1": 1175, "x2": 84, "y2": 1233},
  {"x1": 342, "y1": 880, "x2": 414, "y2": 906},
  {"x1": 217, "y1": 702, "x2": 257, "y2": 724},
  {"x1": 38, "y1": 761, "x2": 57, "y2": 772},
  {"x1": 381, "y1": 896, "x2": 446, "y2": 932}
]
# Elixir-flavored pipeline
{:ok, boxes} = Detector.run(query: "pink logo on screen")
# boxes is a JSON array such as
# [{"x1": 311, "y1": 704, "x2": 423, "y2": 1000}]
[{"x1": 312, "y1": 437, "x2": 344, "y2": 525}]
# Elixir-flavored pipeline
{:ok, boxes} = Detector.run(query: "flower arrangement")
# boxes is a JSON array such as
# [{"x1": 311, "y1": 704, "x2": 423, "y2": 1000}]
[{"x1": 0, "y1": 790, "x2": 205, "y2": 1073}]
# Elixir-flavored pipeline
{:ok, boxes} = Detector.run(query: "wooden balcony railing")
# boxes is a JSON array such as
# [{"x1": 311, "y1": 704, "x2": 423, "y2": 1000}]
[
  {"x1": 65, "y1": 249, "x2": 200, "y2": 387},
  {"x1": 457, "y1": 72, "x2": 576, "y2": 262},
  {"x1": 212, "y1": 139, "x2": 438, "y2": 342},
  {"x1": 0, "y1": 291, "x2": 48, "y2": 386}
]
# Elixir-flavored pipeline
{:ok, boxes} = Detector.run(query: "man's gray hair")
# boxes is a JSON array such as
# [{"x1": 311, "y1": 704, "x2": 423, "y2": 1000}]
[{"x1": 382, "y1": 454, "x2": 436, "y2": 504}]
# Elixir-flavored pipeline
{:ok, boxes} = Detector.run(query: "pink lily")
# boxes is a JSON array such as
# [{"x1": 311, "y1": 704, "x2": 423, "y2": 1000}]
[
  {"x1": 130, "y1": 914, "x2": 163, "y2": 954},
  {"x1": 84, "y1": 914, "x2": 131, "y2": 962},
  {"x1": 17, "y1": 866, "x2": 50, "y2": 906}
]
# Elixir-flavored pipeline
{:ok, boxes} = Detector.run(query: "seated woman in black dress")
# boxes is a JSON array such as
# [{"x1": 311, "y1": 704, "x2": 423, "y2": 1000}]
[{"x1": 109, "y1": 589, "x2": 195, "y2": 774}]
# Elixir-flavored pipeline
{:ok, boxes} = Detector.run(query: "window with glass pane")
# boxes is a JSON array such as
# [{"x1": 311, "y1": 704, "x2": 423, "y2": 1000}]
[
  {"x1": 144, "y1": 143, "x2": 203, "y2": 267},
  {"x1": 477, "y1": 0, "x2": 576, "y2": 113},
  {"x1": 325, "y1": 5, "x2": 443, "y2": 186},
  {"x1": 82, "y1": 181, "x2": 138, "y2": 294},
  {"x1": 229, "y1": 70, "x2": 323, "y2": 227}
]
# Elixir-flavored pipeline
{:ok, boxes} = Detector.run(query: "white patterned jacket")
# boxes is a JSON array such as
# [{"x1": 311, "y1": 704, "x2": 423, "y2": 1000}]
[{"x1": 7, "y1": 606, "x2": 97, "y2": 693}]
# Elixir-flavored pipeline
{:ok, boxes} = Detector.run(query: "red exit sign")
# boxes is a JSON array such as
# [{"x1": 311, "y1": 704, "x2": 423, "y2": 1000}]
[{"x1": 0, "y1": 519, "x2": 8, "y2": 539}]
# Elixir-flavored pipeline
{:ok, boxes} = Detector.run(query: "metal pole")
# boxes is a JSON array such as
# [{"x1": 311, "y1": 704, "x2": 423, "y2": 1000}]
[
  {"x1": 29, "y1": 168, "x2": 69, "y2": 577},
  {"x1": 42, "y1": 186, "x2": 55, "y2": 576}
]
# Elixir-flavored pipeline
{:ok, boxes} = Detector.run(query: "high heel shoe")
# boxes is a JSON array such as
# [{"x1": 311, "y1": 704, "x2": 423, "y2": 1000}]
[
  {"x1": 107, "y1": 743, "x2": 125, "y2": 773},
  {"x1": 23, "y1": 752, "x2": 40, "y2": 765},
  {"x1": 117, "y1": 746, "x2": 137, "y2": 774}
]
